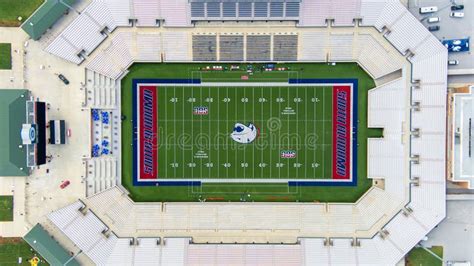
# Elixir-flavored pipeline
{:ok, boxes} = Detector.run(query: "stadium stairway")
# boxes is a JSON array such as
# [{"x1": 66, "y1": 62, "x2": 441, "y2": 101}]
[{"x1": 86, "y1": 157, "x2": 118, "y2": 196}]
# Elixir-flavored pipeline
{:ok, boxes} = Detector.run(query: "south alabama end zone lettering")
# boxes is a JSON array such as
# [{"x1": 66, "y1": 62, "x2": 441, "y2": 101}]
[
  {"x1": 139, "y1": 86, "x2": 158, "y2": 180},
  {"x1": 332, "y1": 86, "x2": 351, "y2": 180}
]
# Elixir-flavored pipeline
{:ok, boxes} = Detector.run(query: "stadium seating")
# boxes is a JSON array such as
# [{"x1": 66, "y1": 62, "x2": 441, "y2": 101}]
[
  {"x1": 356, "y1": 33, "x2": 404, "y2": 78},
  {"x1": 83, "y1": 0, "x2": 118, "y2": 32},
  {"x1": 298, "y1": 0, "x2": 359, "y2": 26},
  {"x1": 385, "y1": 12, "x2": 431, "y2": 55},
  {"x1": 162, "y1": 32, "x2": 191, "y2": 61},
  {"x1": 299, "y1": 32, "x2": 328, "y2": 61},
  {"x1": 219, "y1": 35, "x2": 244, "y2": 61},
  {"x1": 273, "y1": 34, "x2": 298, "y2": 61},
  {"x1": 368, "y1": 77, "x2": 408, "y2": 201},
  {"x1": 85, "y1": 157, "x2": 118, "y2": 196},
  {"x1": 190, "y1": 1, "x2": 300, "y2": 21},
  {"x1": 192, "y1": 35, "x2": 217, "y2": 61},
  {"x1": 103, "y1": 0, "x2": 132, "y2": 27},
  {"x1": 136, "y1": 33, "x2": 162, "y2": 61},
  {"x1": 133, "y1": 0, "x2": 160, "y2": 27},
  {"x1": 86, "y1": 32, "x2": 133, "y2": 79},
  {"x1": 246, "y1": 35, "x2": 271, "y2": 61},
  {"x1": 85, "y1": 69, "x2": 118, "y2": 108},
  {"x1": 161, "y1": 0, "x2": 192, "y2": 27},
  {"x1": 328, "y1": 33, "x2": 354, "y2": 61}
]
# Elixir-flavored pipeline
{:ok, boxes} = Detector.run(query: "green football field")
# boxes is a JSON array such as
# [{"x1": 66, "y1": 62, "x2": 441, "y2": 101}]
[
  {"x1": 122, "y1": 62, "x2": 382, "y2": 202},
  {"x1": 154, "y1": 85, "x2": 333, "y2": 180}
]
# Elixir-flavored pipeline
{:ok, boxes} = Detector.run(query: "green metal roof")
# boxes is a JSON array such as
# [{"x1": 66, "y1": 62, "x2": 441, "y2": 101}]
[
  {"x1": 21, "y1": 0, "x2": 77, "y2": 40},
  {"x1": 23, "y1": 224, "x2": 80, "y2": 266},
  {"x1": 0, "y1": 89, "x2": 29, "y2": 176}
]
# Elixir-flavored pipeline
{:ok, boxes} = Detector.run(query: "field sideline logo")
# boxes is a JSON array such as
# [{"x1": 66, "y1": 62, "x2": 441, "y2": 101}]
[
  {"x1": 139, "y1": 86, "x2": 158, "y2": 180},
  {"x1": 332, "y1": 86, "x2": 351, "y2": 180}
]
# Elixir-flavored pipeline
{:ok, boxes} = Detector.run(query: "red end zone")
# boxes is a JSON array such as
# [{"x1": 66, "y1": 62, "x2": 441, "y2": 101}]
[
  {"x1": 139, "y1": 85, "x2": 158, "y2": 180},
  {"x1": 332, "y1": 86, "x2": 352, "y2": 180}
]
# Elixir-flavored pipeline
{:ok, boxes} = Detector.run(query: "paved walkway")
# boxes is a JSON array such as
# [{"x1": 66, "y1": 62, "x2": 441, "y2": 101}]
[
  {"x1": 0, "y1": 26, "x2": 89, "y2": 236},
  {"x1": 423, "y1": 200, "x2": 474, "y2": 263}
]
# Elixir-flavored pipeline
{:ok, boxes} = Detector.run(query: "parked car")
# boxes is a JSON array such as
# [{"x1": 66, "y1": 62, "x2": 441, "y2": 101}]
[
  {"x1": 451, "y1": 5, "x2": 464, "y2": 11},
  {"x1": 60, "y1": 180, "x2": 70, "y2": 189},
  {"x1": 58, "y1": 74, "x2": 70, "y2": 85},
  {"x1": 450, "y1": 12, "x2": 464, "y2": 18},
  {"x1": 428, "y1": 25, "x2": 440, "y2": 31},
  {"x1": 448, "y1": 60, "x2": 459, "y2": 65},
  {"x1": 419, "y1": 6, "x2": 438, "y2": 14},
  {"x1": 427, "y1": 17, "x2": 440, "y2": 23}
]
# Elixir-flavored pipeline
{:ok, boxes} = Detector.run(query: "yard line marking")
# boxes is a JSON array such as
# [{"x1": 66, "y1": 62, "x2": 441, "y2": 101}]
[
  {"x1": 252, "y1": 86, "x2": 255, "y2": 180},
  {"x1": 313, "y1": 87, "x2": 316, "y2": 178},
  {"x1": 261, "y1": 87, "x2": 264, "y2": 179},
  {"x1": 191, "y1": 86, "x2": 194, "y2": 179},
  {"x1": 235, "y1": 87, "x2": 238, "y2": 179},
  {"x1": 270, "y1": 87, "x2": 272, "y2": 179},
  {"x1": 200, "y1": 86, "x2": 203, "y2": 179},
  {"x1": 243, "y1": 87, "x2": 246, "y2": 180},
  {"x1": 287, "y1": 85, "x2": 290, "y2": 179},
  {"x1": 304, "y1": 88, "x2": 308, "y2": 178},
  {"x1": 164, "y1": 87, "x2": 167, "y2": 179},
  {"x1": 182, "y1": 86, "x2": 185, "y2": 180},
  {"x1": 278, "y1": 87, "x2": 281, "y2": 180},
  {"x1": 225, "y1": 87, "x2": 230, "y2": 178},
  {"x1": 174, "y1": 86, "x2": 177, "y2": 178},
  {"x1": 322, "y1": 87, "x2": 326, "y2": 179},
  {"x1": 208, "y1": 85, "x2": 211, "y2": 179},
  {"x1": 217, "y1": 86, "x2": 220, "y2": 179}
]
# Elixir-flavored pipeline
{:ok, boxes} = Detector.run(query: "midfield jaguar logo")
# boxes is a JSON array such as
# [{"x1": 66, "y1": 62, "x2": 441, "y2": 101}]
[{"x1": 230, "y1": 123, "x2": 259, "y2": 144}]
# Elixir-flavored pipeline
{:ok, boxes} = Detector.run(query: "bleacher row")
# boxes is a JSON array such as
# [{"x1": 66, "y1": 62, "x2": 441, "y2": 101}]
[
  {"x1": 190, "y1": 0, "x2": 301, "y2": 21},
  {"x1": 300, "y1": 31, "x2": 404, "y2": 79},
  {"x1": 82, "y1": 187, "x2": 401, "y2": 239},
  {"x1": 192, "y1": 34, "x2": 298, "y2": 62},
  {"x1": 45, "y1": 0, "x2": 191, "y2": 64},
  {"x1": 86, "y1": 157, "x2": 118, "y2": 196},
  {"x1": 86, "y1": 31, "x2": 188, "y2": 79},
  {"x1": 47, "y1": 201, "x2": 188, "y2": 265}
]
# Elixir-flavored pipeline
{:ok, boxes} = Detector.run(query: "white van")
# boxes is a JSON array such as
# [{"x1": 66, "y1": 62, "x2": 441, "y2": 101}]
[
  {"x1": 419, "y1": 6, "x2": 438, "y2": 14},
  {"x1": 427, "y1": 17, "x2": 440, "y2": 23}
]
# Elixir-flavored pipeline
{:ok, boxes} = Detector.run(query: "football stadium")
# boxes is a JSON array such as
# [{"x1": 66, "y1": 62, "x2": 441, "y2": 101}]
[{"x1": 0, "y1": 0, "x2": 451, "y2": 265}]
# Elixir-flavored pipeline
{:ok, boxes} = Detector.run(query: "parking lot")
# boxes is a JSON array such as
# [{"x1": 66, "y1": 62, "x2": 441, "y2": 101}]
[{"x1": 407, "y1": 0, "x2": 473, "y2": 82}]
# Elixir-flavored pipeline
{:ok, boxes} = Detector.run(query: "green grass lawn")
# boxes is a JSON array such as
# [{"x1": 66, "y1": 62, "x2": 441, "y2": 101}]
[
  {"x1": 0, "y1": 196, "x2": 13, "y2": 221},
  {"x1": 0, "y1": 43, "x2": 12, "y2": 69},
  {"x1": 406, "y1": 246, "x2": 443, "y2": 266},
  {"x1": 0, "y1": 0, "x2": 43, "y2": 26},
  {"x1": 121, "y1": 62, "x2": 380, "y2": 202},
  {"x1": 0, "y1": 238, "x2": 49, "y2": 266}
]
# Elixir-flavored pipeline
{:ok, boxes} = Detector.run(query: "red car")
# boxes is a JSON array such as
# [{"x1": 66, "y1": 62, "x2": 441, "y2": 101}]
[{"x1": 60, "y1": 180, "x2": 70, "y2": 189}]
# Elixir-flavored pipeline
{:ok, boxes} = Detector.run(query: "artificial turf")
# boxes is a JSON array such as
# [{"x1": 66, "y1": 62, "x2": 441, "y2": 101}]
[
  {"x1": 151, "y1": 85, "x2": 334, "y2": 180},
  {"x1": 121, "y1": 62, "x2": 381, "y2": 202},
  {"x1": 0, "y1": 43, "x2": 12, "y2": 69},
  {"x1": 0, "y1": 196, "x2": 13, "y2": 221},
  {"x1": 0, "y1": 0, "x2": 43, "y2": 26}
]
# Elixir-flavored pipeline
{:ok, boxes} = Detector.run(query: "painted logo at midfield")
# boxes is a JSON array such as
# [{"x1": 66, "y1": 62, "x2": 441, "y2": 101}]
[
  {"x1": 230, "y1": 123, "x2": 258, "y2": 144},
  {"x1": 280, "y1": 150, "x2": 296, "y2": 158},
  {"x1": 193, "y1": 106, "x2": 208, "y2": 115}
]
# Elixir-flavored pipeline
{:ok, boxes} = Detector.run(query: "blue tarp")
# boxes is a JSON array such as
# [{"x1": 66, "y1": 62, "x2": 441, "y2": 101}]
[{"x1": 442, "y1": 38, "x2": 470, "y2": 52}]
